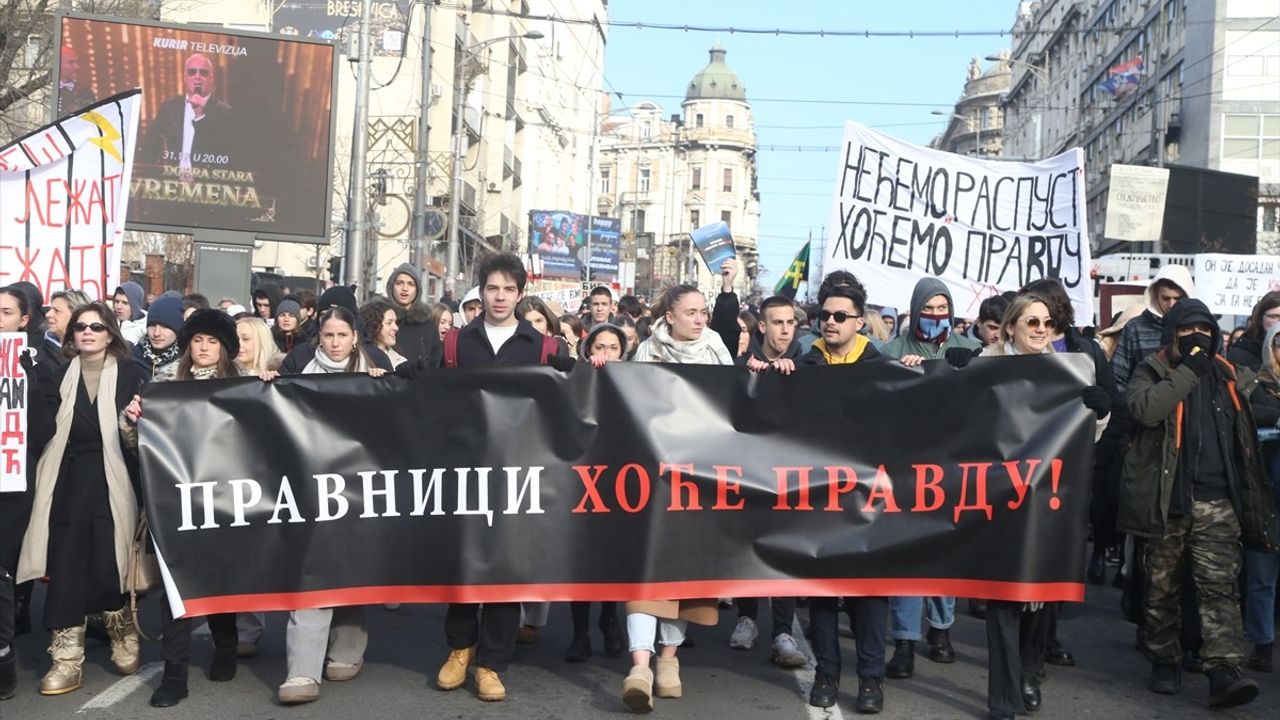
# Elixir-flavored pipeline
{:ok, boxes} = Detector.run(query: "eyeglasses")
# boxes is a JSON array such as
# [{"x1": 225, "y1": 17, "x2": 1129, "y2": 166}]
[
  {"x1": 1020, "y1": 316, "x2": 1058, "y2": 330},
  {"x1": 73, "y1": 322, "x2": 108, "y2": 333},
  {"x1": 818, "y1": 310, "x2": 861, "y2": 324},
  {"x1": 185, "y1": 67, "x2": 211, "y2": 77}
]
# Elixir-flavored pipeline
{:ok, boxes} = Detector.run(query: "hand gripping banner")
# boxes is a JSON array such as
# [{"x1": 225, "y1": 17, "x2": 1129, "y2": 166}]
[{"x1": 139, "y1": 355, "x2": 1096, "y2": 618}]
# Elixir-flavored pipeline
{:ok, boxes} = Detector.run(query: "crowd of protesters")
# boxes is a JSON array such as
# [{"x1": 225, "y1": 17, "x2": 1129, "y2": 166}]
[{"x1": 1, "y1": 254, "x2": 1277, "y2": 719}]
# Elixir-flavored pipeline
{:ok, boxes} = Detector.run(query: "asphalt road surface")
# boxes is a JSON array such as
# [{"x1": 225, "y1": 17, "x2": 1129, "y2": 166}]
[{"x1": 4, "y1": 579, "x2": 1277, "y2": 719}]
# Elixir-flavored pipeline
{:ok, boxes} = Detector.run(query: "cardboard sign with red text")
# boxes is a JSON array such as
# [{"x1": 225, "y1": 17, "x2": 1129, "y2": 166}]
[{"x1": 0, "y1": 90, "x2": 141, "y2": 302}]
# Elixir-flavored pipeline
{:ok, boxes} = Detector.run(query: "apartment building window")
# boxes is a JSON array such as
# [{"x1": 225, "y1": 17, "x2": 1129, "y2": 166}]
[
  {"x1": 638, "y1": 166, "x2": 652, "y2": 192},
  {"x1": 634, "y1": 209, "x2": 647, "y2": 233},
  {"x1": 1223, "y1": 114, "x2": 1280, "y2": 160},
  {"x1": 691, "y1": 166, "x2": 702, "y2": 190},
  {"x1": 695, "y1": 113, "x2": 704, "y2": 127},
  {"x1": 722, "y1": 168, "x2": 733, "y2": 192},
  {"x1": 690, "y1": 210, "x2": 700, "y2": 229},
  {"x1": 726, "y1": 115, "x2": 735, "y2": 128},
  {"x1": 1262, "y1": 204, "x2": 1278, "y2": 233},
  {"x1": 640, "y1": 121, "x2": 651, "y2": 138},
  {"x1": 600, "y1": 167, "x2": 611, "y2": 194},
  {"x1": 721, "y1": 210, "x2": 732, "y2": 228}
]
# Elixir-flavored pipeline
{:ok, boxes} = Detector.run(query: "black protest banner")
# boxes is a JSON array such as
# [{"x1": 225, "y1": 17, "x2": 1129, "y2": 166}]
[{"x1": 139, "y1": 355, "x2": 1096, "y2": 617}]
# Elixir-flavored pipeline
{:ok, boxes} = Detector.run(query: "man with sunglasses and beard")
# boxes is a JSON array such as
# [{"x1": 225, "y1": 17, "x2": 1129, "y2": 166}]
[{"x1": 140, "y1": 53, "x2": 235, "y2": 178}]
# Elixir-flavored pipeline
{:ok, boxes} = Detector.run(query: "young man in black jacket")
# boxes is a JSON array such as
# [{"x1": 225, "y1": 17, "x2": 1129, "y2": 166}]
[{"x1": 434, "y1": 254, "x2": 563, "y2": 704}]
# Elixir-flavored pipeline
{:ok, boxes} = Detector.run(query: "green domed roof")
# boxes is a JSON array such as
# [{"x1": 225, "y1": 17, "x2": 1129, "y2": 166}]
[{"x1": 685, "y1": 43, "x2": 746, "y2": 102}]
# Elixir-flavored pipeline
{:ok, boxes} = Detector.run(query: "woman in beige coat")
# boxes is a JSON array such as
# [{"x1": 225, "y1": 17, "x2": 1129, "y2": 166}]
[{"x1": 17, "y1": 302, "x2": 147, "y2": 696}]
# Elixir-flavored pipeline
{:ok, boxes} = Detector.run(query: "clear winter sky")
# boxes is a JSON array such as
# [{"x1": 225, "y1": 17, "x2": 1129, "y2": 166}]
[{"x1": 602, "y1": 0, "x2": 1021, "y2": 293}]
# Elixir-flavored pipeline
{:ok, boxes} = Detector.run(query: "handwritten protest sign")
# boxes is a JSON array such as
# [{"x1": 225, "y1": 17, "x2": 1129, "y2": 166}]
[
  {"x1": 825, "y1": 121, "x2": 1092, "y2": 321},
  {"x1": 1104, "y1": 164, "x2": 1169, "y2": 242},
  {"x1": 0, "y1": 90, "x2": 141, "y2": 302},
  {"x1": 1195, "y1": 253, "x2": 1280, "y2": 315},
  {"x1": 0, "y1": 333, "x2": 28, "y2": 493}
]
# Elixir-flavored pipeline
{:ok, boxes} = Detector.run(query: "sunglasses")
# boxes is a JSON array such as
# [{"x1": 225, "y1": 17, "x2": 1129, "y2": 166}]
[
  {"x1": 818, "y1": 310, "x2": 861, "y2": 324},
  {"x1": 1020, "y1": 316, "x2": 1057, "y2": 330},
  {"x1": 186, "y1": 67, "x2": 211, "y2": 77},
  {"x1": 73, "y1": 322, "x2": 108, "y2": 333}
]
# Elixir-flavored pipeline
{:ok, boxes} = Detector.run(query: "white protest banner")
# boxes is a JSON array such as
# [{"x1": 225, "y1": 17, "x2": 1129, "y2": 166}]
[
  {"x1": 0, "y1": 89, "x2": 142, "y2": 302},
  {"x1": 1194, "y1": 253, "x2": 1280, "y2": 315},
  {"x1": 534, "y1": 286, "x2": 585, "y2": 314},
  {"x1": 1104, "y1": 164, "x2": 1170, "y2": 242},
  {"x1": 825, "y1": 121, "x2": 1093, "y2": 321},
  {"x1": 0, "y1": 333, "x2": 28, "y2": 493}
]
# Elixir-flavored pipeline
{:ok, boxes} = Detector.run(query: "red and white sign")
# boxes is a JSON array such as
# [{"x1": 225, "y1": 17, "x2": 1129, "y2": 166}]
[
  {"x1": 0, "y1": 333, "x2": 28, "y2": 493},
  {"x1": 0, "y1": 89, "x2": 141, "y2": 302}
]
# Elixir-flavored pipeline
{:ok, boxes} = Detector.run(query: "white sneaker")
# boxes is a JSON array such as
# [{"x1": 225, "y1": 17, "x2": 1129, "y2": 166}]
[
  {"x1": 729, "y1": 616, "x2": 759, "y2": 650},
  {"x1": 771, "y1": 633, "x2": 807, "y2": 668},
  {"x1": 278, "y1": 676, "x2": 320, "y2": 704}
]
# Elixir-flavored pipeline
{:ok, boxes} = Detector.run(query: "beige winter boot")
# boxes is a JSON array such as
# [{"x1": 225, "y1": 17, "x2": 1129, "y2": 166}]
[
  {"x1": 654, "y1": 656, "x2": 682, "y2": 698},
  {"x1": 621, "y1": 664, "x2": 654, "y2": 713},
  {"x1": 40, "y1": 624, "x2": 86, "y2": 695},
  {"x1": 101, "y1": 605, "x2": 141, "y2": 675}
]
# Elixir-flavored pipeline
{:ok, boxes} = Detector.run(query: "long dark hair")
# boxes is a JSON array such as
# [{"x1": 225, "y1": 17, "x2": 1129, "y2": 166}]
[
  {"x1": 176, "y1": 334, "x2": 239, "y2": 380},
  {"x1": 0, "y1": 286, "x2": 40, "y2": 349},
  {"x1": 517, "y1": 296, "x2": 561, "y2": 336},
  {"x1": 316, "y1": 306, "x2": 369, "y2": 372},
  {"x1": 64, "y1": 302, "x2": 131, "y2": 360}
]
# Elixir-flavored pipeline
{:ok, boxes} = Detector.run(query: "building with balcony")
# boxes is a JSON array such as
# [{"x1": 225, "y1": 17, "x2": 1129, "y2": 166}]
[
  {"x1": 932, "y1": 53, "x2": 1011, "y2": 157},
  {"x1": 1000, "y1": 0, "x2": 1279, "y2": 255},
  {"x1": 595, "y1": 44, "x2": 761, "y2": 299}
]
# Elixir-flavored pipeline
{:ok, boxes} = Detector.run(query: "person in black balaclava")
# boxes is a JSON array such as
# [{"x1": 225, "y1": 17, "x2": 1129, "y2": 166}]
[{"x1": 1118, "y1": 299, "x2": 1275, "y2": 710}]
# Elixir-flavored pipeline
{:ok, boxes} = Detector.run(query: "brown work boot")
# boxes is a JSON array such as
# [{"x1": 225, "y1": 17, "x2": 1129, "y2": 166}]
[
  {"x1": 435, "y1": 645, "x2": 475, "y2": 690},
  {"x1": 100, "y1": 605, "x2": 141, "y2": 675},
  {"x1": 654, "y1": 656, "x2": 682, "y2": 698},
  {"x1": 40, "y1": 624, "x2": 86, "y2": 695},
  {"x1": 474, "y1": 666, "x2": 506, "y2": 701},
  {"x1": 622, "y1": 664, "x2": 654, "y2": 713}
]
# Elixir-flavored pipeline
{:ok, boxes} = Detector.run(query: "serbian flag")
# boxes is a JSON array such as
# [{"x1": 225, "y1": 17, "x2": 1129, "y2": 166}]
[
  {"x1": 1099, "y1": 57, "x2": 1144, "y2": 97},
  {"x1": 773, "y1": 241, "x2": 810, "y2": 299},
  {"x1": 0, "y1": 89, "x2": 142, "y2": 302}
]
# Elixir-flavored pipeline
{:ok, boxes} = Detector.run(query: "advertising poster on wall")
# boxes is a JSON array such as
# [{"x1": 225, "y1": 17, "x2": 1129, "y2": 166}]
[{"x1": 529, "y1": 210, "x2": 620, "y2": 281}]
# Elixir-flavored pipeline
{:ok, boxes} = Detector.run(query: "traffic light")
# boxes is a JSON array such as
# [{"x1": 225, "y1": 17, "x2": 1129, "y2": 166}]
[{"x1": 328, "y1": 257, "x2": 342, "y2": 283}]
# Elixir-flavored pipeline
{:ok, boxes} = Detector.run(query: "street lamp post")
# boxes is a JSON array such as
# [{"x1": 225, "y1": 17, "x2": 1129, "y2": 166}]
[
  {"x1": 445, "y1": 25, "x2": 543, "y2": 294},
  {"x1": 932, "y1": 110, "x2": 981, "y2": 156}
]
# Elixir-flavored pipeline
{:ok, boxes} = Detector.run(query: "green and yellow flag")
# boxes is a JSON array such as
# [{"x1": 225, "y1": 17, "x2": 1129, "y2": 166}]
[{"x1": 773, "y1": 241, "x2": 810, "y2": 299}]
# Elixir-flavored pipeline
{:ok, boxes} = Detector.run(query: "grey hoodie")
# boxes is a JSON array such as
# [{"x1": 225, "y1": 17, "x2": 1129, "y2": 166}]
[
  {"x1": 114, "y1": 281, "x2": 146, "y2": 321},
  {"x1": 385, "y1": 262, "x2": 430, "y2": 324},
  {"x1": 881, "y1": 277, "x2": 981, "y2": 360}
]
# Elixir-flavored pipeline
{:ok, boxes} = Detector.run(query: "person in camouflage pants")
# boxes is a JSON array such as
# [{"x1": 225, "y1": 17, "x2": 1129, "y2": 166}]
[
  {"x1": 1119, "y1": 300, "x2": 1277, "y2": 710},
  {"x1": 1142, "y1": 498, "x2": 1243, "y2": 670}
]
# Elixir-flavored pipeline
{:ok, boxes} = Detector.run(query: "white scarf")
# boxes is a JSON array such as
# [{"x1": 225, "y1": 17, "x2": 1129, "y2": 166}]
[
  {"x1": 303, "y1": 347, "x2": 367, "y2": 374},
  {"x1": 633, "y1": 319, "x2": 733, "y2": 365}
]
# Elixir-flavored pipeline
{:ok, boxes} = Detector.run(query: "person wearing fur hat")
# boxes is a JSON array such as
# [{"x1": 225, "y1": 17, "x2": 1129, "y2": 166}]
[
  {"x1": 130, "y1": 295, "x2": 184, "y2": 382},
  {"x1": 384, "y1": 263, "x2": 442, "y2": 366},
  {"x1": 121, "y1": 309, "x2": 243, "y2": 707},
  {"x1": 272, "y1": 299, "x2": 304, "y2": 354}
]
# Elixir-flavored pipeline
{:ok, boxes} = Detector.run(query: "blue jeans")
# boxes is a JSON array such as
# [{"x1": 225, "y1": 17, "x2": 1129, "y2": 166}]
[
  {"x1": 889, "y1": 596, "x2": 955, "y2": 641},
  {"x1": 1245, "y1": 550, "x2": 1280, "y2": 645}
]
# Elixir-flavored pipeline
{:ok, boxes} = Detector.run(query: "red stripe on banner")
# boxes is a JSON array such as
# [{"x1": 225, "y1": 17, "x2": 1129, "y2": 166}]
[{"x1": 179, "y1": 579, "x2": 1083, "y2": 617}]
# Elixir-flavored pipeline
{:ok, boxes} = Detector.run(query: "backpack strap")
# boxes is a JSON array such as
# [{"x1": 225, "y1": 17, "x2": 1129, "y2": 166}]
[
  {"x1": 444, "y1": 328, "x2": 460, "y2": 368},
  {"x1": 540, "y1": 334, "x2": 558, "y2": 365}
]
